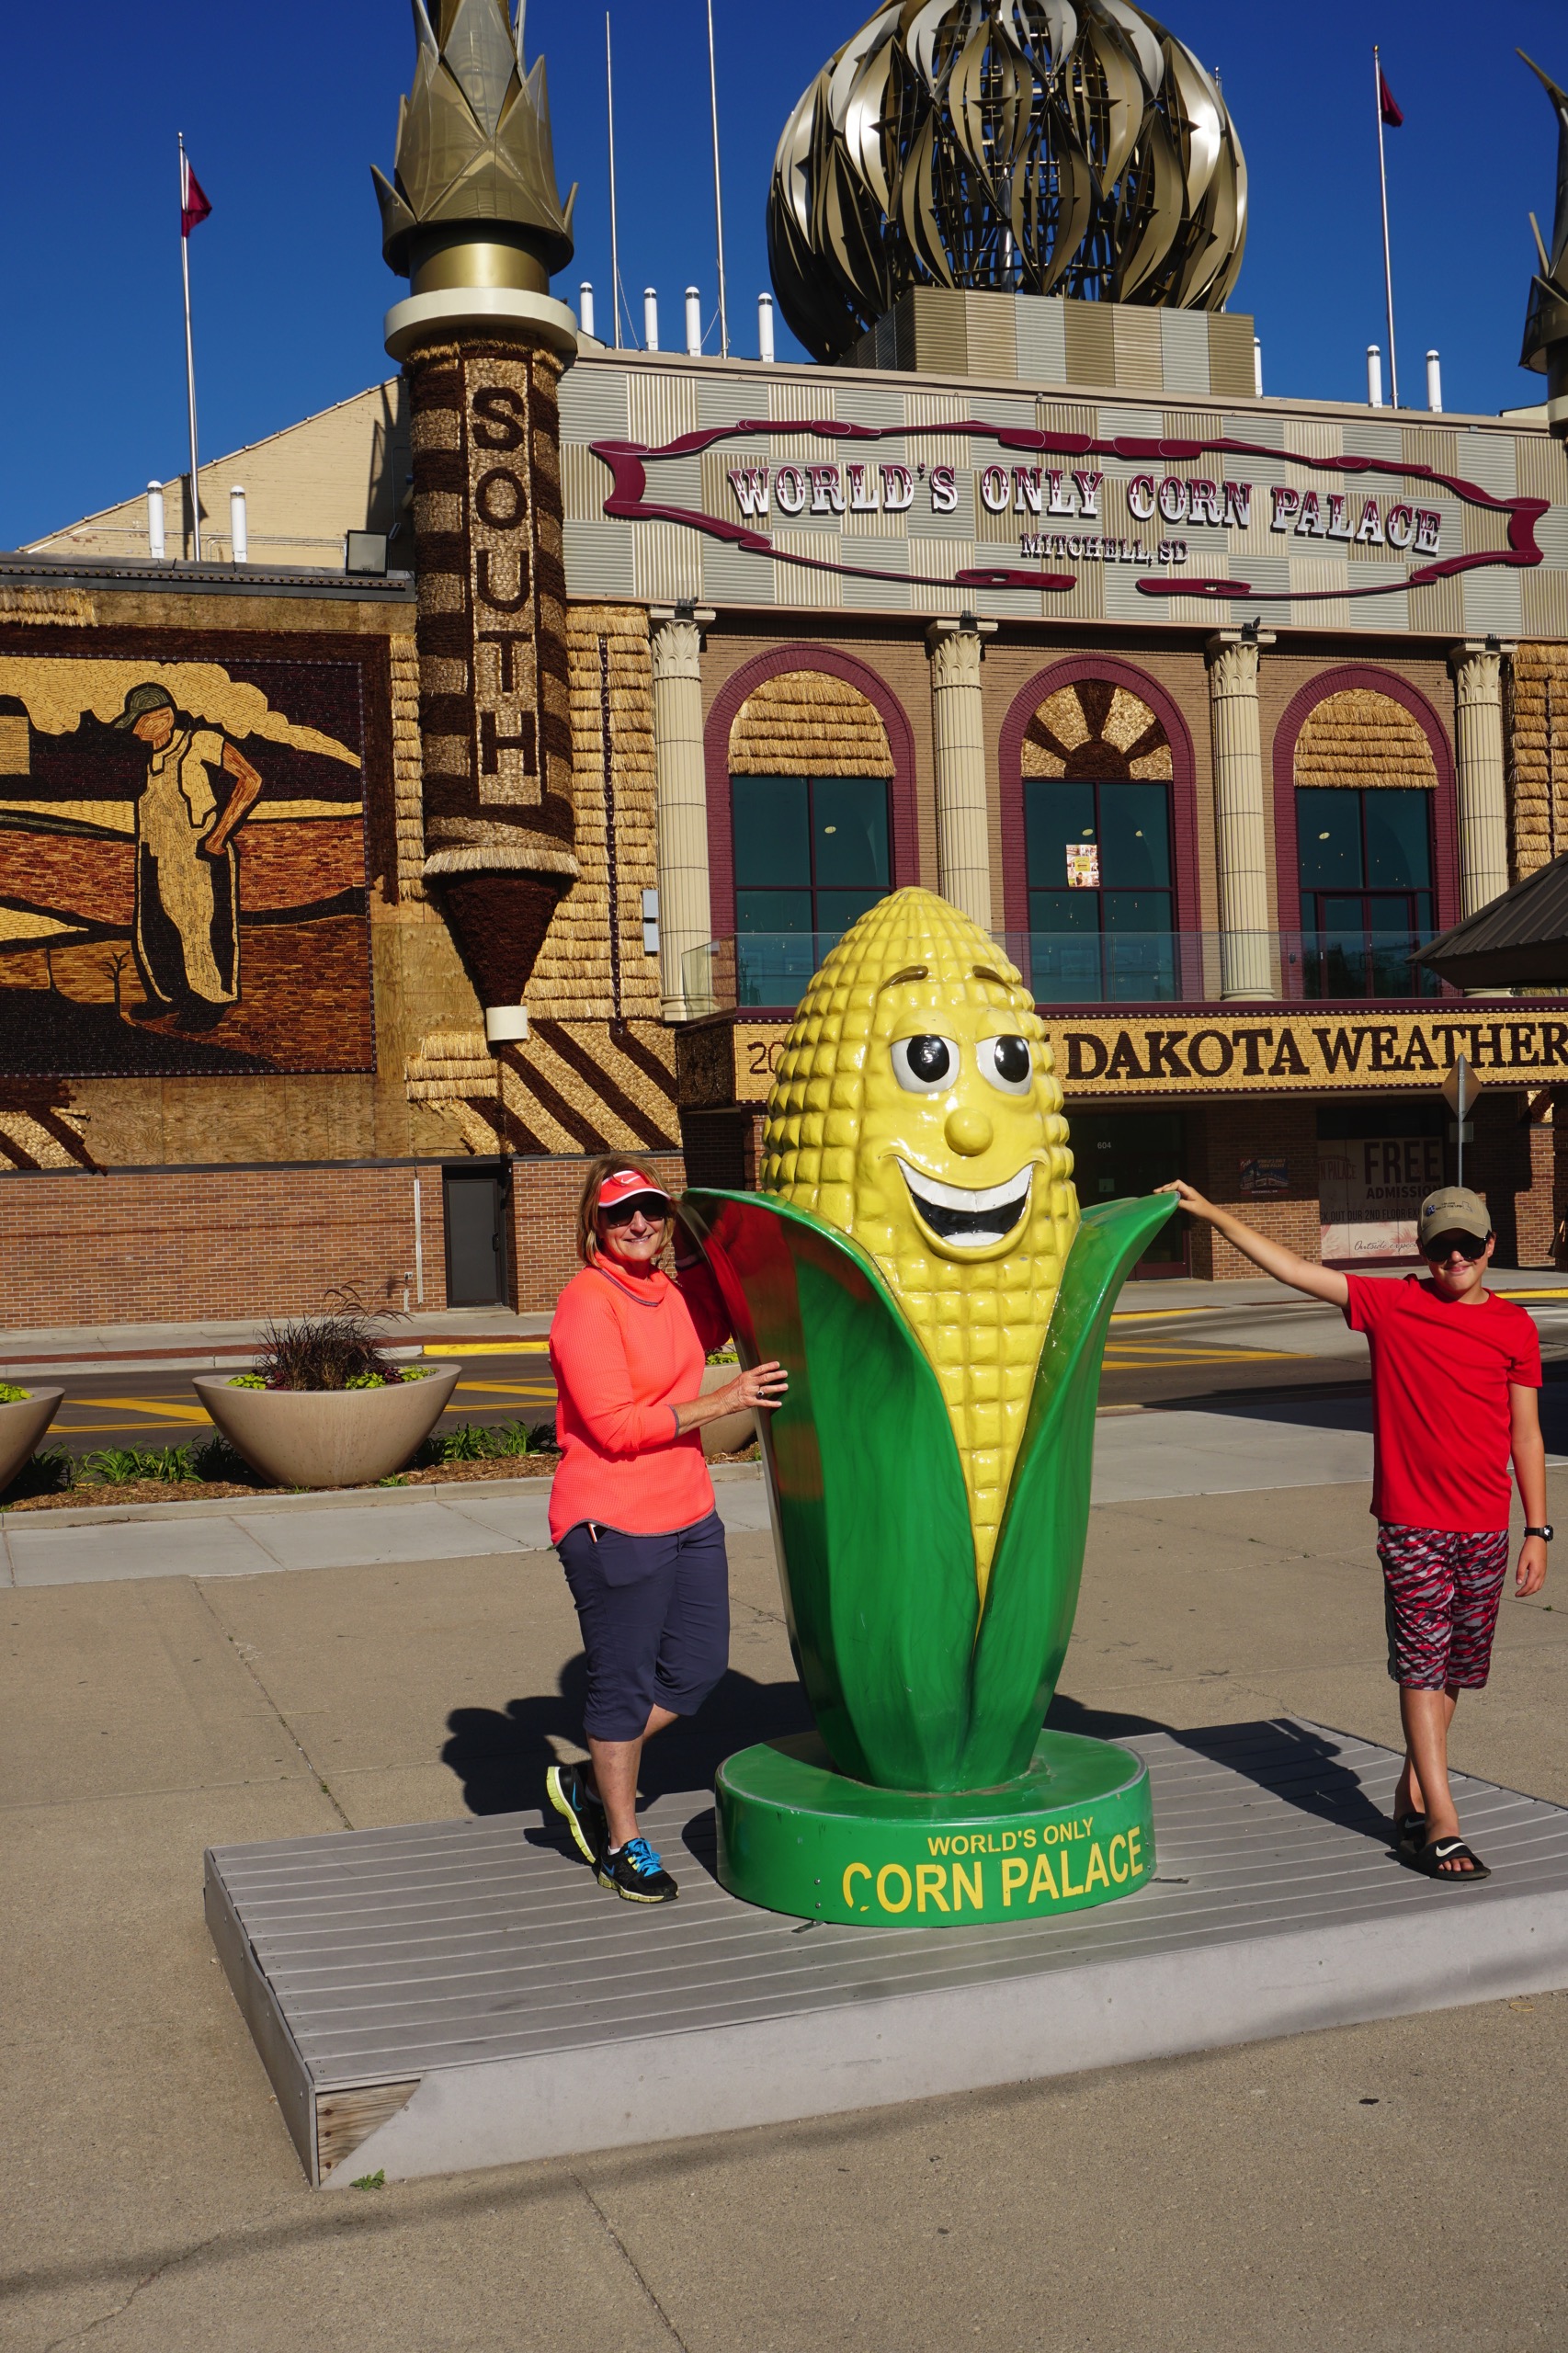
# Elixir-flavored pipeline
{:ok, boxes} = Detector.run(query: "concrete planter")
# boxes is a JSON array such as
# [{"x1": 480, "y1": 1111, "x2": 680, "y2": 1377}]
[
  {"x1": 193, "y1": 1365, "x2": 460, "y2": 1491},
  {"x1": 0, "y1": 1388, "x2": 63, "y2": 1493},
  {"x1": 699, "y1": 1363, "x2": 756, "y2": 1460}
]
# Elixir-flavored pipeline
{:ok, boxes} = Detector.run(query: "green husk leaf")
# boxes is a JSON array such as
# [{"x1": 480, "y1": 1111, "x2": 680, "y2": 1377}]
[{"x1": 682, "y1": 1190, "x2": 977, "y2": 1787}]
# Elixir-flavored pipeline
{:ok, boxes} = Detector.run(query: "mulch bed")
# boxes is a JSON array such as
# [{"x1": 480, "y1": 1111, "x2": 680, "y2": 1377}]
[{"x1": 0, "y1": 1442, "x2": 760, "y2": 1513}]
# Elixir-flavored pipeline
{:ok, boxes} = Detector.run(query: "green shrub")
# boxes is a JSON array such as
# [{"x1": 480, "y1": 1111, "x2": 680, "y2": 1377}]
[
  {"x1": 0, "y1": 1447, "x2": 73, "y2": 1505},
  {"x1": 345, "y1": 1371, "x2": 388, "y2": 1390},
  {"x1": 83, "y1": 1445, "x2": 200, "y2": 1486},
  {"x1": 0, "y1": 1381, "x2": 31, "y2": 1404},
  {"x1": 229, "y1": 1372, "x2": 267, "y2": 1390},
  {"x1": 426, "y1": 1418, "x2": 536, "y2": 1464}
]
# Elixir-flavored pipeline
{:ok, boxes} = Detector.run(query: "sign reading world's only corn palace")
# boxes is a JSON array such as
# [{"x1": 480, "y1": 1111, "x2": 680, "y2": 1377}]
[{"x1": 713, "y1": 1010, "x2": 1568, "y2": 1107}]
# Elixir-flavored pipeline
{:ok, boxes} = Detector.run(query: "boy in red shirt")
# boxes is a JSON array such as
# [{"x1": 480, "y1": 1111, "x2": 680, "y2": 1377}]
[{"x1": 1163, "y1": 1180, "x2": 1549, "y2": 1881}]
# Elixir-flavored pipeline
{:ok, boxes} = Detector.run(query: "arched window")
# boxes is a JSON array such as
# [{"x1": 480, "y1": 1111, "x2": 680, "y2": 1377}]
[
  {"x1": 728, "y1": 670, "x2": 892, "y2": 1006},
  {"x1": 1293, "y1": 689, "x2": 1437, "y2": 999},
  {"x1": 1022, "y1": 678, "x2": 1176, "y2": 1002}
]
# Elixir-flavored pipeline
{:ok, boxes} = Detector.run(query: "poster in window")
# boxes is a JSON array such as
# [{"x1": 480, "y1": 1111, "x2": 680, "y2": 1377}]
[
  {"x1": 1318, "y1": 1135, "x2": 1443, "y2": 1262},
  {"x1": 1065, "y1": 843, "x2": 1100, "y2": 889},
  {"x1": 1240, "y1": 1154, "x2": 1289, "y2": 1195}
]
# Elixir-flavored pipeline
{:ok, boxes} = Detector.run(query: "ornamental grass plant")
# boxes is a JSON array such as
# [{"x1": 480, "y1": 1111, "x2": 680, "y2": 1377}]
[{"x1": 245, "y1": 1289, "x2": 429, "y2": 1392}]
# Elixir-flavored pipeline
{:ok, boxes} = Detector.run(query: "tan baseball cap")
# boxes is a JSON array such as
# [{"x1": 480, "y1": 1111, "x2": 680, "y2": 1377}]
[{"x1": 1417, "y1": 1186, "x2": 1492, "y2": 1246}]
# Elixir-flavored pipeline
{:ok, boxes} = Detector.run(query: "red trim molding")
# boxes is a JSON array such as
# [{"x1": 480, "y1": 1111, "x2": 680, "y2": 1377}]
[
  {"x1": 997, "y1": 654, "x2": 1202, "y2": 937},
  {"x1": 1270, "y1": 665, "x2": 1459, "y2": 950},
  {"x1": 703, "y1": 645, "x2": 919, "y2": 938}
]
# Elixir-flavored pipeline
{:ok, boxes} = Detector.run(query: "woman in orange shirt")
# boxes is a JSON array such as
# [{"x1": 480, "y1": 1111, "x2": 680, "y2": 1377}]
[{"x1": 545, "y1": 1154, "x2": 787, "y2": 1903}]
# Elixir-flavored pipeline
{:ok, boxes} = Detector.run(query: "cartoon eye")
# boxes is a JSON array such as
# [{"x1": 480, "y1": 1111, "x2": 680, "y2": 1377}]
[
  {"x1": 891, "y1": 1034, "x2": 958, "y2": 1092},
  {"x1": 977, "y1": 1036, "x2": 1033, "y2": 1095}
]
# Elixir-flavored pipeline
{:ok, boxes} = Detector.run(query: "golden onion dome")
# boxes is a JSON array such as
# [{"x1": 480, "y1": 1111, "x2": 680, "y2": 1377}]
[{"x1": 767, "y1": 0, "x2": 1247, "y2": 362}]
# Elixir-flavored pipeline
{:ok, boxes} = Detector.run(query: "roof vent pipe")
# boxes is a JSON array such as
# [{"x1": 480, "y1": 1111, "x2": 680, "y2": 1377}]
[
  {"x1": 1367, "y1": 345, "x2": 1384, "y2": 407},
  {"x1": 1253, "y1": 335, "x2": 1262, "y2": 398},
  {"x1": 146, "y1": 482, "x2": 166, "y2": 563},
  {"x1": 685, "y1": 286, "x2": 702, "y2": 357},
  {"x1": 758, "y1": 291, "x2": 775, "y2": 364},
  {"x1": 229, "y1": 486, "x2": 248, "y2": 565},
  {"x1": 1426, "y1": 349, "x2": 1443, "y2": 414},
  {"x1": 579, "y1": 282, "x2": 595, "y2": 339},
  {"x1": 643, "y1": 288, "x2": 659, "y2": 351}
]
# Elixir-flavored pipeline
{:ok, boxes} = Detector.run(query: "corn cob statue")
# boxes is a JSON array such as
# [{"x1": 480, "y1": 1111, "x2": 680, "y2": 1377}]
[{"x1": 681, "y1": 888, "x2": 1176, "y2": 1927}]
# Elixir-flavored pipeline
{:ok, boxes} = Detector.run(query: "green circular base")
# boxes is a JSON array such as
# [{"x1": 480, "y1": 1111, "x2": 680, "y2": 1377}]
[{"x1": 716, "y1": 1731, "x2": 1153, "y2": 1927}]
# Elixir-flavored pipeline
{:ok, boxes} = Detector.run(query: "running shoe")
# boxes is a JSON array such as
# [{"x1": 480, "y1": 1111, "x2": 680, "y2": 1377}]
[
  {"x1": 597, "y1": 1836, "x2": 679, "y2": 1904},
  {"x1": 545, "y1": 1761, "x2": 607, "y2": 1867}
]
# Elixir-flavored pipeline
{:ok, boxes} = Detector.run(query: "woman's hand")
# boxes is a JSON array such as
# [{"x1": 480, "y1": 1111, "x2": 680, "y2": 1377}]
[
  {"x1": 671, "y1": 1360, "x2": 789, "y2": 1437},
  {"x1": 716, "y1": 1361, "x2": 788, "y2": 1415}
]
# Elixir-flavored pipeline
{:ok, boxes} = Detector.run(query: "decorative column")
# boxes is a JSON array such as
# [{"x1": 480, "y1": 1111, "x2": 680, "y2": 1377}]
[
  {"x1": 1206, "y1": 629, "x2": 1277, "y2": 1001},
  {"x1": 926, "y1": 616, "x2": 997, "y2": 930},
  {"x1": 1449, "y1": 642, "x2": 1514, "y2": 917},
  {"x1": 650, "y1": 606, "x2": 716, "y2": 1020},
  {"x1": 375, "y1": 1, "x2": 583, "y2": 1046}
]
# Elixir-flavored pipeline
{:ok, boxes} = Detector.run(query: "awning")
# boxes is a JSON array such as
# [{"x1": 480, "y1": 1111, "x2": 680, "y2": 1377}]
[{"x1": 1413, "y1": 851, "x2": 1568, "y2": 988}]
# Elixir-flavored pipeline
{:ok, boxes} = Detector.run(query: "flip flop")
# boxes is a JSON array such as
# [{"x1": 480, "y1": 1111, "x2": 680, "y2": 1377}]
[
  {"x1": 1394, "y1": 1811, "x2": 1426, "y2": 1854},
  {"x1": 1407, "y1": 1836, "x2": 1491, "y2": 1883}
]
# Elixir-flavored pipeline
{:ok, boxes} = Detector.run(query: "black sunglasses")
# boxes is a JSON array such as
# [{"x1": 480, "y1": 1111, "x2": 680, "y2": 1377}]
[
  {"x1": 1422, "y1": 1232, "x2": 1488, "y2": 1263},
  {"x1": 599, "y1": 1196, "x2": 668, "y2": 1228}
]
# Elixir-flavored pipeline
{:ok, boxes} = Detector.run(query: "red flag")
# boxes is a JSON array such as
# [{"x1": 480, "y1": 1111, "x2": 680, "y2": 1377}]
[
  {"x1": 180, "y1": 153, "x2": 212, "y2": 238},
  {"x1": 1379, "y1": 69, "x2": 1403, "y2": 128}
]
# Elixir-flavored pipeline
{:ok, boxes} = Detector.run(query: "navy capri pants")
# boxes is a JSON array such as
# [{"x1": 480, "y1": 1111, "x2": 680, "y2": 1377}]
[{"x1": 556, "y1": 1510, "x2": 730, "y2": 1742}]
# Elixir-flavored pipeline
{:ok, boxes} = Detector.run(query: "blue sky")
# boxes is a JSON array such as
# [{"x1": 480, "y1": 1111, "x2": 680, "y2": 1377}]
[{"x1": 5, "y1": 1, "x2": 1566, "y2": 550}]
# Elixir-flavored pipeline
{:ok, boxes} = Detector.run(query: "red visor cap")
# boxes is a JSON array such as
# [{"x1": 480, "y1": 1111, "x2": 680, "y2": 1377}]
[{"x1": 597, "y1": 1169, "x2": 672, "y2": 1214}]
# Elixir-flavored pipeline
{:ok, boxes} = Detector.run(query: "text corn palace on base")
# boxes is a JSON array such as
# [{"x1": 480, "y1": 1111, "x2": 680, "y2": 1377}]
[{"x1": 760, "y1": 887, "x2": 1080, "y2": 1599}]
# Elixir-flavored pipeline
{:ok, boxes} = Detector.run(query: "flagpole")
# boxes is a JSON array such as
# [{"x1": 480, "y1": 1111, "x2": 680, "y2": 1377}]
[
  {"x1": 706, "y1": 0, "x2": 730, "y2": 358},
  {"x1": 606, "y1": 15, "x2": 623, "y2": 351},
  {"x1": 178, "y1": 132, "x2": 202, "y2": 560},
  {"x1": 1373, "y1": 46, "x2": 1400, "y2": 410}
]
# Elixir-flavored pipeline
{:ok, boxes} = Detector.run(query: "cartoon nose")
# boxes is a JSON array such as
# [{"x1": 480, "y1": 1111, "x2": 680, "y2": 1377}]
[{"x1": 945, "y1": 1107, "x2": 993, "y2": 1157}]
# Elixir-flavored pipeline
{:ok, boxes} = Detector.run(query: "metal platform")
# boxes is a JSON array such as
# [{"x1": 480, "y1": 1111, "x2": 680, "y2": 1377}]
[{"x1": 205, "y1": 1717, "x2": 1568, "y2": 2187}]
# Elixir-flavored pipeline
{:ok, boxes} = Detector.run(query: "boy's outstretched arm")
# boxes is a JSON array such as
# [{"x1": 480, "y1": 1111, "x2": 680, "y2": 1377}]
[{"x1": 1157, "y1": 1178, "x2": 1350, "y2": 1309}]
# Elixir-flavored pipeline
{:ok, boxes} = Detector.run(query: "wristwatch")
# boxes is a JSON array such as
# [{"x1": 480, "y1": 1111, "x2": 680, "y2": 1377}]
[{"x1": 1525, "y1": 1525, "x2": 1555, "y2": 1541}]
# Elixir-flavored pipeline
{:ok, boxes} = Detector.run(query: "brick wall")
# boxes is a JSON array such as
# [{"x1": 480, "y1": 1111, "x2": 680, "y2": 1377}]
[
  {"x1": 1184, "y1": 1101, "x2": 1323, "y2": 1280},
  {"x1": 0, "y1": 1162, "x2": 448, "y2": 1327},
  {"x1": 1471, "y1": 1092, "x2": 1560, "y2": 1269}
]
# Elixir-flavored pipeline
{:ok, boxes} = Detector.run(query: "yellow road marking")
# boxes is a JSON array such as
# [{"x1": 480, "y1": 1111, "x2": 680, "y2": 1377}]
[
  {"x1": 1498, "y1": 1290, "x2": 1568, "y2": 1302},
  {"x1": 76, "y1": 1396, "x2": 214, "y2": 1423},
  {"x1": 1104, "y1": 1347, "x2": 1304, "y2": 1366},
  {"x1": 422, "y1": 1341, "x2": 551, "y2": 1357},
  {"x1": 1108, "y1": 1305, "x2": 1218, "y2": 1322},
  {"x1": 454, "y1": 1380, "x2": 553, "y2": 1397}
]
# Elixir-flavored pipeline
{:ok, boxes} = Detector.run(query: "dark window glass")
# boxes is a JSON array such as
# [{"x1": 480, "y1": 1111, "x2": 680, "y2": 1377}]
[
  {"x1": 1025, "y1": 771, "x2": 1175, "y2": 1004},
  {"x1": 733, "y1": 776, "x2": 809, "y2": 889},
  {"x1": 812, "y1": 777, "x2": 889, "y2": 889},
  {"x1": 729, "y1": 770, "x2": 892, "y2": 1004},
  {"x1": 1296, "y1": 790, "x2": 1363, "y2": 890},
  {"x1": 1024, "y1": 780, "x2": 1096, "y2": 884},
  {"x1": 1098, "y1": 783, "x2": 1170, "y2": 889},
  {"x1": 1297, "y1": 785, "x2": 1437, "y2": 1000}
]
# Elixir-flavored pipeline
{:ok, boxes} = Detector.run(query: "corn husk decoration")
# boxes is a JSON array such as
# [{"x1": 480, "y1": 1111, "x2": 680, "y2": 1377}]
[{"x1": 683, "y1": 888, "x2": 1176, "y2": 1793}]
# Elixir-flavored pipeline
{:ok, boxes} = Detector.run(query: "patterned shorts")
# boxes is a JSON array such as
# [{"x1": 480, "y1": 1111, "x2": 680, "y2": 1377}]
[{"x1": 1376, "y1": 1523, "x2": 1511, "y2": 1691}]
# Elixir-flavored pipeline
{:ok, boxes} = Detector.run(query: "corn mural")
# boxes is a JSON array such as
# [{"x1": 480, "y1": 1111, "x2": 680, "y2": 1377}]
[{"x1": 683, "y1": 888, "x2": 1175, "y2": 1794}]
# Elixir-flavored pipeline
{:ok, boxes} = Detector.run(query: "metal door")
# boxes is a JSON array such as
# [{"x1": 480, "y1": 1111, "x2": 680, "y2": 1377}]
[{"x1": 443, "y1": 1163, "x2": 509, "y2": 1306}]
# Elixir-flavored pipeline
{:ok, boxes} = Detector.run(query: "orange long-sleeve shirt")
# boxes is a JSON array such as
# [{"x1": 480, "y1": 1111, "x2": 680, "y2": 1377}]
[{"x1": 547, "y1": 1256, "x2": 731, "y2": 1542}]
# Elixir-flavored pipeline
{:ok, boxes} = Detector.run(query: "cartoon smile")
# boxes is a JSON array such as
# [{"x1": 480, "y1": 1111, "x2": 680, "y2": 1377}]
[{"x1": 897, "y1": 1159, "x2": 1033, "y2": 1251}]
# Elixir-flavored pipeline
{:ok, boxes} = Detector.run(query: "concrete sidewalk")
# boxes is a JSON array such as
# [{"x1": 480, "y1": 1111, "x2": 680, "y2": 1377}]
[
  {"x1": 5, "y1": 1467, "x2": 1568, "y2": 2350},
  {"x1": 0, "y1": 1302, "x2": 551, "y2": 1381}
]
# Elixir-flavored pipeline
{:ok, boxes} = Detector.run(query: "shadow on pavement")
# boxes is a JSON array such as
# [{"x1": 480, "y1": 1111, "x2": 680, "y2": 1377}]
[{"x1": 440, "y1": 1656, "x2": 812, "y2": 1824}]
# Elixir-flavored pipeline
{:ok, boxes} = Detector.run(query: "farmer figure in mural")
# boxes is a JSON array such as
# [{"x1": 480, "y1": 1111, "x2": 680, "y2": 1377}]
[{"x1": 112, "y1": 683, "x2": 262, "y2": 1029}]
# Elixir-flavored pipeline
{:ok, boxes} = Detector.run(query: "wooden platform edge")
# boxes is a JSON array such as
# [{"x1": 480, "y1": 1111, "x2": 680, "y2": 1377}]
[
  {"x1": 317, "y1": 1883, "x2": 1568, "y2": 2188},
  {"x1": 204, "y1": 1851, "x2": 324, "y2": 2185}
]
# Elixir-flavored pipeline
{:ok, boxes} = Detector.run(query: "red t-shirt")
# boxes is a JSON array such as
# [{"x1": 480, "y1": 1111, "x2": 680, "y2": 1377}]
[{"x1": 1343, "y1": 1273, "x2": 1541, "y2": 1533}]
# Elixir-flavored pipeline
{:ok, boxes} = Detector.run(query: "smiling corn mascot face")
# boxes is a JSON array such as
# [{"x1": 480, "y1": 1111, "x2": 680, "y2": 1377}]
[{"x1": 760, "y1": 888, "x2": 1080, "y2": 1599}]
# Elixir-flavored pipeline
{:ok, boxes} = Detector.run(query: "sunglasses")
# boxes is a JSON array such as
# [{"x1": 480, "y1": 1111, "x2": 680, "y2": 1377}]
[
  {"x1": 1422, "y1": 1232, "x2": 1488, "y2": 1263},
  {"x1": 599, "y1": 1197, "x2": 668, "y2": 1228}
]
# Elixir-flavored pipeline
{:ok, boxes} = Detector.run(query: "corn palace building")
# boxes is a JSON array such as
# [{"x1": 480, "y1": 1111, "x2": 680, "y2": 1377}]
[{"x1": 10, "y1": 0, "x2": 1568, "y2": 1323}]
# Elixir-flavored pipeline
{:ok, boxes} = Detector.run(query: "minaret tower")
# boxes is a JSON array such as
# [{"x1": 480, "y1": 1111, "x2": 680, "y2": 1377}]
[{"x1": 375, "y1": 0, "x2": 582, "y2": 1039}]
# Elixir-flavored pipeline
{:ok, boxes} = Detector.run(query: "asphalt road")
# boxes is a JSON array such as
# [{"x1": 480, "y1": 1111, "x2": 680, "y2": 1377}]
[{"x1": 34, "y1": 1289, "x2": 1568, "y2": 1459}]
